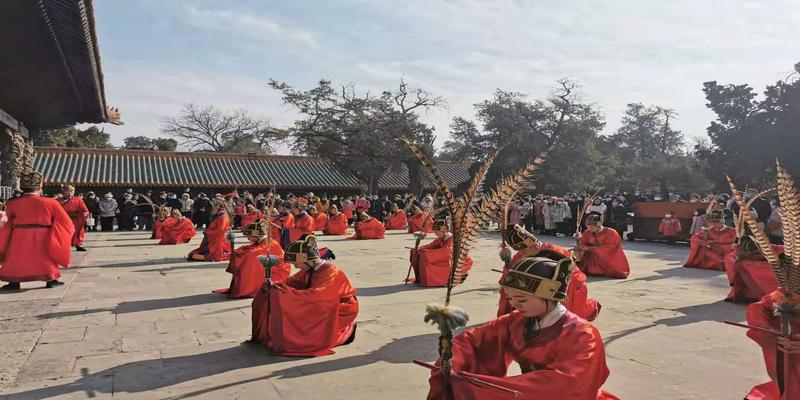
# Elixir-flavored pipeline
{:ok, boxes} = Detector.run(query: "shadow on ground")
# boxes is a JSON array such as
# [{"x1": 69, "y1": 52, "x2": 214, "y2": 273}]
[
  {"x1": 36, "y1": 293, "x2": 229, "y2": 320},
  {"x1": 2, "y1": 333, "x2": 439, "y2": 400}
]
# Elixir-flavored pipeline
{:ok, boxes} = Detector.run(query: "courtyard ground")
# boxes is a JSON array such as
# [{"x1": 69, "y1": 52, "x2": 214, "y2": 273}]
[{"x1": 0, "y1": 228, "x2": 767, "y2": 399}]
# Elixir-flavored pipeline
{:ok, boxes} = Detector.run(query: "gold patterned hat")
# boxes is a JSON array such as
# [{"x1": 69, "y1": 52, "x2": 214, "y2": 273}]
[
  {"x1": 501, "y1": 256, "x2": 573, "y2": 301},
  {"x1": 504, "y1": 224, "x2": 539, "y2": 251},
  {"x1": 585, "y1": 212, "x2": 603, "y2": 227},
  {"x1": 242, "y1": 219, "x2": 269, "y2": 237},
  {"x1": 284, "y1": 235, "x2": 320, "y2": 264},
  {"x1": 20, "y1": 171, "x2": 44, "y2": 192}
]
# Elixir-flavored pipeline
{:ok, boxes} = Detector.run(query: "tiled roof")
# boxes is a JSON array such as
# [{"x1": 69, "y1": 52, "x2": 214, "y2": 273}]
[
  {"x1": 33, "y1": 147, "x2": 472, "y2": 191},
  {"x1": 380, "y1": 162, "x2": 473, "y2": 190},
  {"x1": 0, "y1": 0, "x2": 108, "y2": 129}
]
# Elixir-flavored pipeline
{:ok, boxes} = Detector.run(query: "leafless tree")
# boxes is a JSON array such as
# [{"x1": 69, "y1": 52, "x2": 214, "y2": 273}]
[{"x1": 161, "y1": 104, "x2": 285, "y2": 153}]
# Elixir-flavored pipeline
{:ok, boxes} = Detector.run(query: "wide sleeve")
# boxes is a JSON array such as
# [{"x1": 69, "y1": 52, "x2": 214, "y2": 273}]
[{"x1": 49, "y1": 201, "x2": 76, "y2": 267}]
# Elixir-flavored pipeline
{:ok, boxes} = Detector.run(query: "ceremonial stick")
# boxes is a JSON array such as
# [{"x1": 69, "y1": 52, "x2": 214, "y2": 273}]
[
  {"x1": 723, "y1": 321, "x2": 787, "y2": 337},
  {"x1": 413, "y1": 360, "x2": 520, "y2": 397},
  {"x1": 405, "y1": 211, "x2": 434, "y2": 284}
]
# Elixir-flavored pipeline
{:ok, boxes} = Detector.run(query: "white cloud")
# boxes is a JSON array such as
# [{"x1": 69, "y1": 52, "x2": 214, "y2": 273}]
[{"x1": 181, "y1": 6, "x2": 317, "y2": 48}]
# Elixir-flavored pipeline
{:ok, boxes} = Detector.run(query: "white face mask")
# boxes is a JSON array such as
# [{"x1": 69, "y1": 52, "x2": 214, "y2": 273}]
[{"x1": 665, "y1": 214, "x2": 672, "y2": 218}]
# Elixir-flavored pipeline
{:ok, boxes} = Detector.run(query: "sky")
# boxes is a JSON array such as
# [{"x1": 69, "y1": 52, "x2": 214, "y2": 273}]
[{"x1": 92, "y1": 0, "x2": 800, "y2": 152}]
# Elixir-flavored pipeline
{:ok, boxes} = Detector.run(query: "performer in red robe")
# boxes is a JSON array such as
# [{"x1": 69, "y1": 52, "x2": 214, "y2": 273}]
[
  {"x1": 240, "y1": 204, "x2": 264, "y2": 231},
  {"x1": 251, "y1": 235, "x2": 358, "y2": 356},
  {"x1": 684, "y1": 211, "x2": 736, "y2": 270},
  {"x1": 323, "y1": 205, "x2": 348, "y2": 235},
  {"x1": 725, "y1": 237, "x2": 781, "y2": 303},
  {"x1": 310, "y1": 206, "x2": 328, "y2": 231},
  {"x1": 214, "y1": 221, "x2": 291, "y2": 299},
  {"x1": 384, "y1": 204, "x2": 408, "y2": 230},
  {"x1": 427, "y1": 257, "x2": 618, "y2": 399},
  {"x1": 575, "y1": 213, "x2": 630, "y2": 279},
  {"x1": 59, "y1": 185, "x2": 89, "y2": 251},
  {"x1": 277, "y1": 202, "x2": 295, "y2": 249},
  {"x1": 351, "y1": 212, "x2": 385, "y2": 240},
  {"x1": 0, "y1": 172, "x2": 74, "y2": 290},
  {"x1": 658, "y1": 211, "x2": 682, "y2": 244},
  {"x1": 744, "y1": 290, "x2": 800, "y2": 400},
  {"x1": 151, "y1": 206, "x2": 173, "y2": 240},
  {"x1": 410, "y1": 218, "x2": 473, "y2": 287},
  {"x1": 498, "y1": 224, "x2": 601, "y2": 321},
  {"x1": 408, "y1": 205, "x2": 433, "y2": 233},
  {"x1": 289, "y1": 203, "x2": 313, "y2": 242},
  {"x1": 160, "y1": 209, "x2": 197, "y2": 245},
  {"x1": 187, "y1": 198, "x2": 232, "y2": 261}
]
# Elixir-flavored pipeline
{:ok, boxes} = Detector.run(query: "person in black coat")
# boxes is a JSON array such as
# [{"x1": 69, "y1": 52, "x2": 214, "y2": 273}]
[{"x1": 192, "y1": 193, "x2": 212, "y2": 228}]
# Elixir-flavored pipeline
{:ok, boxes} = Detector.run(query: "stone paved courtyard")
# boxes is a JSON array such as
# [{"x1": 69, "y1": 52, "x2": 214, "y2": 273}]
[{"x1": 0, "y1": 229, "x2": 768, "y2": 399}]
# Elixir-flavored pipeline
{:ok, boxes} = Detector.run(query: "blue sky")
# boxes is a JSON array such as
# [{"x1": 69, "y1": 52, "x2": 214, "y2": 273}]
[{"x1": 93, "y1": 0, "x2": 800, "y2": 152}]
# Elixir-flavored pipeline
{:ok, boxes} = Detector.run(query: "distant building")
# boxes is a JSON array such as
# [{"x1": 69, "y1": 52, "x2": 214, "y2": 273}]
[{"x1": 33, "y1": 147, "x2": 471, "y2": 195}]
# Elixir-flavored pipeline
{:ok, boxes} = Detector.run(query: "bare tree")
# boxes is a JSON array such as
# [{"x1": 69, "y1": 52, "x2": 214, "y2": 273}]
[{"x1": 161, "y1": 104, "x2": 284, "y2": 153}]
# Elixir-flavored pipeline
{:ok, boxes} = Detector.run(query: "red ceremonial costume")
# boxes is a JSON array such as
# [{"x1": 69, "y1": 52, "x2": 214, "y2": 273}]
[
  {"x1": 351, "y1": 218, "x2": 385, "y2": 240},
  {"x1": 215, "y1": 239, "x2": 291, "y2": 298},
  {"x1": 290, "y1": 213, "x2": 313, "y2": 242},
  {"x1": 384, "y1": 211, "x2": 408, "y2": 230},
  {"x1": 497, "y1": 245, "x2": 601, "y2": 321},
  {"x1": 684, "y1": 227, "x2": 736, "y2": 270},
  {"x1": 0, "y1": 194, "x2": 74, "y2": 282},
  {"x1": 324, "y1": 213, "x2": 348, "y2": 235},
  {"x1": 313, "y1": 212, "x2": 328, "y2": 231},
  {"x1": 251, "y1": 261, "x2": 358, "y2": 356},
  {"x1": 578, "y1": 227, "x2": 630, "y2": 279},
  {"x1": 152, "y1": 216, "x2": 174, "y2": 240},
  {"x1": 410, "y1": 235, "x2": 473, "y2": 287},
  {"x1": 159, "y1": 217, "x2": 197, "y2": 245},
  {"x1": 427, "y1": 310, "x2": 618, "y2": 400},
  {"x1": 725, "y1": 244, "x2": 783, "y2": 303},
  {"x1": 744, "y1": 291, "x2": 799, "y2": 400},
  {"x1": 59, "y1": 196, "x2": 89, "y2": 247},
  {"x1": 241, "y1": 211, "x2": 264, "y2": 230},
  {"x1": 408, "y1": 212, "x2": 433, "y2": 233},
  {"x1": 187, "y1": 212, "x2": 231, "y2": 261}
]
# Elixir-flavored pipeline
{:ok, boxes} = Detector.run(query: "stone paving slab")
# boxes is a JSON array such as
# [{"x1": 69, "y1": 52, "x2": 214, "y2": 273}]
[{"x1": 0, "y1": 229, "x2": 770, "y2": 399}]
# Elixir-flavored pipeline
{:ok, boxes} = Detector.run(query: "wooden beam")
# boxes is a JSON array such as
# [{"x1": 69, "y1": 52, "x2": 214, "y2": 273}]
[{"x1": 0, "y1": 107, "x2": 28, "y2": 138}]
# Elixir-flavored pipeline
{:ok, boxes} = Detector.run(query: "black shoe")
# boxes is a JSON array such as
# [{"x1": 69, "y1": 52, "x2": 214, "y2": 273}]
[
  {"x1": 1, "y1": 282, "x2": 21, "y2": 291},
  {"x1": 75, "y1": 246, "x2": 87, "y2": 252},
  {"x1": 45, "y1": 280, "x2": 64, "y2": 288}
]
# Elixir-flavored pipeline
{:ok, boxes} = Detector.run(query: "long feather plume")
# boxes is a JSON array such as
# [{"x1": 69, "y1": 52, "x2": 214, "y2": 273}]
[
  {"x1": 472, "y1": 156, "x2": 546, "y2": 227},
  {"x1": 775, "y1": 161, "x2": 800, "y2": 294},
  {"x1": 456, "y1": 147, "x2": 502, "y2": 221},
  {"x1": 401, "y1": 137, "x2": 457, "y2": 216},
  {"x1": 727, "y1": 175, "x2": 784, "y2": 287}
]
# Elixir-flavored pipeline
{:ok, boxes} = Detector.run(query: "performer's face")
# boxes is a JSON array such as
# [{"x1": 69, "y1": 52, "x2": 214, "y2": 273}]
[
  {"x1": 709, "y1": 221, "x2": 723, "y2": 230},
  {"x1": 588, "y1": 224, "x2": 603, "y2": 233},
  {"x1": 505, "y1": 288, "x2": 550, "y2": 318},
  {"x1": 434, "y1": 229, "x2": 446, "y2": 239},
  {"x1": 63, "y1": 188, "x2": 75, "y2": 197}
]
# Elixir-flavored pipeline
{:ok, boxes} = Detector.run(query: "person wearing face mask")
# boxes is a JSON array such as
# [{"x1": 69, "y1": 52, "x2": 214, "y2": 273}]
[
  {"x1": 689, "y1": 208, "x2": 707, "y2": 236},
  {"x1": 84, "y1": 192, "x2": 99, "y2": 232},
  {"x1": 541, "y1": 196, "x2": 557, "y2": 236},
  {"x1": 97, "y1": 192, "x2": 118, "y2": 232},
  {"x1": 192, "y1": 193, "x2": 211, "y2": 228},
  {"x1": 551, "y1": 198, "x2": 571, "y2": 238},
  {"x1": 574, "y1": 213, "x2": 630, "y2": 279},
  {"x1": 658, "y1": 211, "x2": 682, "y2": 245},
  {"x1": 213, "y1": 220, "x2": 291, "y2": 299},
  {"x1": 426, "y1": 256, "x2": 617, "y2": 399},
  {"x1": 683, "y1": 211, "x2": 736, "y2": 270},
  {"x1": 251, "y1": 235, "x2": 358, "y2": 356}
]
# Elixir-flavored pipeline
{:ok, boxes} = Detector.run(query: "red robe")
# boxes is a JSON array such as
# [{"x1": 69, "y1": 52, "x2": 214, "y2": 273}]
[
  {"x1": 578, "y1": 228, "x2": 630, "y2": 279},
  {"x1": 658, "y1": 217, "x2": 682, "y2": 237},
  {"x1": 251, "y1": 262, "x2": 359, "y2": 356},
  {"x1": 59, "y1": 196, "x2": 89, "y2": 247},
  {"x1": 187, "y1": 213, "x2": 231, "y2": 261},
  {"x1": 745, "y1": 291, "x2": 800, "y2": 400},
  {"x1": 214, "y1": 239, "x2": 291, "y2": 299},
  {"x1": 351, "y1": 218, "x2": 385, "y2": 240},
  {"x1": 410, "y1": 235, "x2": 473, "y2": 287},
  {"x1": 159, "y1": 217, "x2": 197, "y2": 245},
  {"x1": 241, "y1": 211, "x2": 264, "y2": 230},
  {"x1": 0, "y1": 194, "x2": 74, "y2": 282},
  {"x1": 290, "y1": 213, "x2": 313, "y2": 242},
  {"x1": 684, "y1": 227, "x2": 736, "y2": 270},
  {"x1": 270, "y1": 215, "x2": 282, "y2": 243},
  {"x1": 313, "y1": 213, "x2": 329, "y2": 231},
  {"x1": 324, "y1": 213, "x2": 348, "y2": 235},
  {"x1": 427, "y1": 310, "x2": 618, "y2": 400},
  {"x1": 152, "y1": 217, "x2": 174, "y2": 240},
  {"x1": 497, "y1": 244, "x2": 601, "y2": 321},
  {"x1": 384, "y1": 211, "x2": 408, "y2": 230},
  {"x1": 408, "y1": 212, "x2": 433, "y2": 233},
  {"x1": 725, "y1": 245, "x2": 783, "y2": 303}
]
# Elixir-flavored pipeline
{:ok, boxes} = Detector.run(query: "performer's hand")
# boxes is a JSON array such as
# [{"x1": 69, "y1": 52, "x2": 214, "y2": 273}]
[{"x1": 778, "y1": 336, "x2": 800, "y2": 354}]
